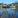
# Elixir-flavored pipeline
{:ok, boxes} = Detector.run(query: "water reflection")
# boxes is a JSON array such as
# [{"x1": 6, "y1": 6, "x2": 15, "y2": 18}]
[{"x1": 0, "y1": 8, "x2": 16, "y2": 18}]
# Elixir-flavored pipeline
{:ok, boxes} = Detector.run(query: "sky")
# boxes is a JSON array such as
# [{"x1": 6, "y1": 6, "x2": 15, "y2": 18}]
[{"x1": 0, "y1": 0, "x2": 18, "y2": 4}]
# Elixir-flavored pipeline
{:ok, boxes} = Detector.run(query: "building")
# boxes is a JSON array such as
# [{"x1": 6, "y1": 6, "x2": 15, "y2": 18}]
[
  {"x1": 0, "y1": 4, "x2": 2, "y2": 9},
  {"x1": 0, "y1": 3, "x2": 7, "y2": 11},
  {"x1": 15, "y1": 2, "x2": 18, "y2": 10},
  {"x1": 10, "y1": 3, "x2": 16, "y2": 9}
]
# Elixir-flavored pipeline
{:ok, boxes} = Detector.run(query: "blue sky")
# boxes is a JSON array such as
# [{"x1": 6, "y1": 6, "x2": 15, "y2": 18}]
[{"x1": 0, "y1": 0, "x2": 18, "y2": 4}]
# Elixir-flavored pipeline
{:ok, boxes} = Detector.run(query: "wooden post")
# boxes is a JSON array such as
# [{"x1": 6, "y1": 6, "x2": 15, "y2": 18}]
[{"x1": 0, "y1": 16, "x2": 2, "y2": 18}]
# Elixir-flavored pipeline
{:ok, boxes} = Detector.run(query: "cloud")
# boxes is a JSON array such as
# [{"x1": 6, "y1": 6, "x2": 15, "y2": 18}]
[
  {"x1": 0, "y1": 0, "x2": 15, "y2": 4},
  {"x1": 3, "y1": 2, "x2": 12, "y2": 4}
]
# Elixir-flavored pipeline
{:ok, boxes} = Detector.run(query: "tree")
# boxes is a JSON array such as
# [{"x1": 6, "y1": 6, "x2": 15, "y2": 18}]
[
  {"x1": 9, "y1": 4, "x2": 12, "y2": 6},
  {"x1": 8, "y1": 3, "x2": 12, "y2": 6},
  {"x1": 0, "y1": 3, "x2": 3, "y2": 5}
]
